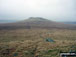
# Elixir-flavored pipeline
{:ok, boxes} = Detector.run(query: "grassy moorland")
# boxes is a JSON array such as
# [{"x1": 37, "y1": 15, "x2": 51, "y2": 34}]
[{"x1": 0, "y1": 29, "x2": 76, "y2": 57}]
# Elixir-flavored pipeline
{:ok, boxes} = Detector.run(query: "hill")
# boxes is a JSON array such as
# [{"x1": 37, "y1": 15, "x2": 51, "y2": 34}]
[{"x1": 0, "y1": 17, "x2": 76, "y2": 30}]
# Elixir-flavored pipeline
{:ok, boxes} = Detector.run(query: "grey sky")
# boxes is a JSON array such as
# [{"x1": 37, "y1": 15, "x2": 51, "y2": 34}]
[{"x1": 0, "y1": 0, "x2": 76, "y2": 21}]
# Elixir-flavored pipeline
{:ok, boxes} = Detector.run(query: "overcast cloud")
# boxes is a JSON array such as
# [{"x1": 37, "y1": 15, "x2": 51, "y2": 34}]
[{"x1": 0, "y1": 0, "x2": 76, "y2": 21}]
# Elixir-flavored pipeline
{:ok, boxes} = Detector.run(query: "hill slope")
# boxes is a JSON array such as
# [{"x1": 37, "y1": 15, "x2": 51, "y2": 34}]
[{"x1": 0, "y1": 17, "x2": 76, "y2": 30}]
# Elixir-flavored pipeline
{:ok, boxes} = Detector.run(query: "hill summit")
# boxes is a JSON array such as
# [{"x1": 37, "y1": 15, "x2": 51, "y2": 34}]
[
  {"x1": 29, "y1": 17, "x2": 45, "y2": 19},
  {"x1": 24, "y1": 17, "x2": 50, "y2": 22}
]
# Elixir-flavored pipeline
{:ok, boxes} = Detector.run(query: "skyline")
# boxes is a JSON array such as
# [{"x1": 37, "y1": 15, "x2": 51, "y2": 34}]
[{"x1": 0, "y1": 0, "x2": 76, "y2": 21}]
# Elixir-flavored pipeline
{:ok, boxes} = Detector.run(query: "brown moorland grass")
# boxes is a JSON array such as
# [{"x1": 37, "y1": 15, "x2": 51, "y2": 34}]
[{"x1": 0, "y1": 29, "x2": 76, "y2": 57}]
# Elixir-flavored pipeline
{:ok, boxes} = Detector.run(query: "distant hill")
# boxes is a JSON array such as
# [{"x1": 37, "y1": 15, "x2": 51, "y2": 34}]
[
  {"x1": 0, "y1": 17, "x2": 76, "y2": 30},
  {"x1": 63, "y1": 22, "x2": 76, "y2": 24},
  {"x1": 0, "y1": 20, "x2": 17, "y2": 23}
]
